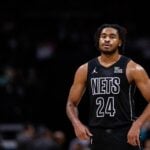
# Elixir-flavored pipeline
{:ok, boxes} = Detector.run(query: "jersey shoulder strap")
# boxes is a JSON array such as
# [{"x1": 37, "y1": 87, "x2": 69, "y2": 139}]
[{"x1": 87, "y1": 57, "x2": 98, "y2": 75}]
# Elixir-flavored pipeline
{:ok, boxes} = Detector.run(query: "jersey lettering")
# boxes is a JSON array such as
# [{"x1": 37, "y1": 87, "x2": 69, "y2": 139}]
[{"x1": 91, "y1": 77, "x2": 120, "y2": 95}]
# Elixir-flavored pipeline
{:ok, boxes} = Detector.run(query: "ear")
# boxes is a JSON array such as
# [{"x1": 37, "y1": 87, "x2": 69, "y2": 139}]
[{"x1": 119, "y1": 40, "x2": 122, "y2": 47}]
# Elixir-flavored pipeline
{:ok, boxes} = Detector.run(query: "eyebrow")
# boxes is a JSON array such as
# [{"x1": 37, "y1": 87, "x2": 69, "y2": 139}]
[{"x1": 100, "y1": 33, "x2": 118, "y2": 36}]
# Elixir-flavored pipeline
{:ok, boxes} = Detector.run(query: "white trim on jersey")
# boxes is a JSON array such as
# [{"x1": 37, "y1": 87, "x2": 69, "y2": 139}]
[
  {"x1": 129, "y1": 85, "x2": 136, "y2": 121},
  {"x1": 129, "y1": 85, "x2": 133, "y2": 121}
]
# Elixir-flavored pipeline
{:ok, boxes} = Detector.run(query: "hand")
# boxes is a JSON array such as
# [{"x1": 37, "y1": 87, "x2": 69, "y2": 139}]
[
  {"x1": 73, "y1": 121, "x2": 93, "y2": 140},
  {"x1": 127, "y1": 121, "x2": 141, "y2": 147}
]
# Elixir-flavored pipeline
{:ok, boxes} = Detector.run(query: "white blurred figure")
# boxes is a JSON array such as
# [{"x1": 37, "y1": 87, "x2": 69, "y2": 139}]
[
  {"x1": 69, "y1": 138, "x2": 90, "y2": 150},
  {"x1": 53, "y1": 130, "x2": 66, "y2": 150}
]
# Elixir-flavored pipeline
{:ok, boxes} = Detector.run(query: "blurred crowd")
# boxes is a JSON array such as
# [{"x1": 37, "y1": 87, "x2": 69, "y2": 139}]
[{"x1": 0, "y1": 123, "x2": 90, "y2": 150}]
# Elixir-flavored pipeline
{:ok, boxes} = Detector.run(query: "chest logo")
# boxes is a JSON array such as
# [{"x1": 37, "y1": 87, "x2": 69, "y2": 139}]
[
  {"x1": 92, "y1": 67, "x2": 98, "y2": 74},
  {"x1": 114, "y1": 67, "x2": 123, "y2": 73}
]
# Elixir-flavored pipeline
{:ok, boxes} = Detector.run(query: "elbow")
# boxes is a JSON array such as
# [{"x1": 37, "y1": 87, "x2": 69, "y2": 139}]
[
  {"x1": 66, "y1": 101, "x2": 70, "y2": 115},
  {"x1": 145, "y1": 97, "x2": 150, "y2": 103}
]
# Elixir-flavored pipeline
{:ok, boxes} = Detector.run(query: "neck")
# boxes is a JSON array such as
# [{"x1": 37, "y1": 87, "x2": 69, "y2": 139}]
[{"x1": 99, "y1": 53, "x2": 121, "y2": 67}]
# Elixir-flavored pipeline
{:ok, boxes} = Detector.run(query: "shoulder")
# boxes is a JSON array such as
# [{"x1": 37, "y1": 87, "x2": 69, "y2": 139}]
[
  {"x1": 127, "y1": 59, "x2": 148, "y2": 82},
  {"x1": 76, "y1": 57, "x2": 97, "y2": 73},
  {"x1": 74, "y1": 57, "x2": 98, "y2": 78},
  {"x1": 73, "y1": 63, "x2": 88, "y2": 83},
  {"x1": 127, "y1": 60, "x2": 145, "y2": 73},
  {"x1": 76, "y1": 63, "x2": 88, "y2": 74}
]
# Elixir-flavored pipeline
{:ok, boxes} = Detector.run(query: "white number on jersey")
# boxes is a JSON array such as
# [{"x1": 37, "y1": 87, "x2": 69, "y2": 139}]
[{"x1": 96, "y1": 97, "x2": 116, "y2": 117}]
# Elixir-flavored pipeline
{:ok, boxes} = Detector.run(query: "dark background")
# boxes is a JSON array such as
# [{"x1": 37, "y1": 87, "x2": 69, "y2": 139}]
[{"x1": 0, "y1": 0, "x2": 149, "y2": 145}]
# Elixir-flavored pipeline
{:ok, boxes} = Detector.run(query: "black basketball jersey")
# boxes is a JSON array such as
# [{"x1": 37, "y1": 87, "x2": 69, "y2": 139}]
[{"x1": 87, "y1": 55, "x2": 136, "y2": 128}]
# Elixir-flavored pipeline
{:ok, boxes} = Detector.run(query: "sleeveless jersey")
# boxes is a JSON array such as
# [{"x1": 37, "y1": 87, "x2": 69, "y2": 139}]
[{"x1": 87, "y1": 55, "x2": 136, "y2": 128}]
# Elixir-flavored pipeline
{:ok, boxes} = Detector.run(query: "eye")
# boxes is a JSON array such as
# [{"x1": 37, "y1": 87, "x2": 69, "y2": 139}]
[
  {"x1": 100, "y1": 34, "x2": 106, "y2": 39},
  {"x1": 110, "y1": 34, "x2": 117, "y2": 39}
]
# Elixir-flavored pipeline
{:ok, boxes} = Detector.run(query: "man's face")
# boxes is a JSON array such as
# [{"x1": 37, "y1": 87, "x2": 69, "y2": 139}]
[{"x1": 99, "y1": 27, "x2": 122, "y2": 55}]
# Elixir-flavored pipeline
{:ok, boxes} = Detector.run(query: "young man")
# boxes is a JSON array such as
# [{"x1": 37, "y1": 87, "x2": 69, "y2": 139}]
[{"x1": 66, "y1": 24, "x2": 150, "y2": 150}]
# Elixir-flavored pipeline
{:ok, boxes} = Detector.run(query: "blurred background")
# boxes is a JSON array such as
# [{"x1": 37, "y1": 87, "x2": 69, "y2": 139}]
[{"x1": 0, "y1": 0, "x2": 150, "y2": 149}]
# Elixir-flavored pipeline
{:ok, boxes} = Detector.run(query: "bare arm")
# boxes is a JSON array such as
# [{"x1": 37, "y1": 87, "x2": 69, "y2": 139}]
[
  {"x1": 127, "y1": 61, "x2": 150, "y2": 146},
  {"x1": 66, "y1": 63, "x2": 92, "y2": 140}
]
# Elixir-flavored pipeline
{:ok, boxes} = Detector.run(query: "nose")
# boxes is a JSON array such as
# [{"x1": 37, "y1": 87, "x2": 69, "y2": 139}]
[
  {"x1": 105, "y1": 36, "x2": 110, "y2": 41},
  {"x1": 104, "y1": 37, "x2": 110, "y2": 42}
]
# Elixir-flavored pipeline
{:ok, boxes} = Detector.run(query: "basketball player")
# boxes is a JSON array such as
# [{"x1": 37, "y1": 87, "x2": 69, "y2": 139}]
[{"x1": 66, "y1": 24, "x2": 150, "y2": 150}]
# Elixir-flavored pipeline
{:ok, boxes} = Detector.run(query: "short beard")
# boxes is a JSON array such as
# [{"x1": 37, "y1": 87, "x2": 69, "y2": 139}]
[{"x1": 100, "y1": 48, "x2": 118, "y2": 55}]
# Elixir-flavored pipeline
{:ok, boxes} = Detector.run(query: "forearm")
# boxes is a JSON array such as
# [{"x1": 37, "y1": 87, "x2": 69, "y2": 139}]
[{"x1": 66, "y1": 101, "x2": 81, "y2": 127}]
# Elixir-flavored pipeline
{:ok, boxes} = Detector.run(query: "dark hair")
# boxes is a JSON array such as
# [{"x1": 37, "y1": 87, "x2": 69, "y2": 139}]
[{"x1": 94, "y1": 23, "x2": 127, "y2": 53}]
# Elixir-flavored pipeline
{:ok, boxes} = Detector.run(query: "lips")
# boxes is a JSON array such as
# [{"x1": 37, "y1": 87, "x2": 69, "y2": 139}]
[{"x1": 103, "y1": 44, "x2": 111, "y2": 48}]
